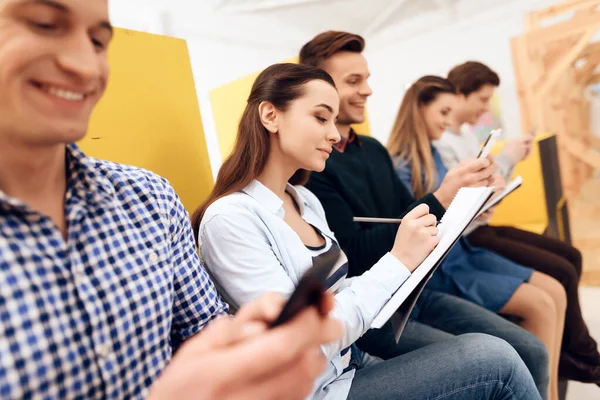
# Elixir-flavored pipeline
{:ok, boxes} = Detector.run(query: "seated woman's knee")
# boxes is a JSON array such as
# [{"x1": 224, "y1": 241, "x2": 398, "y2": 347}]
[
  {"x1": 536, "y1": 273, "x2": 567, "y2": 313},
  {"x1": 524, "y1": 286, "x2": 557, "y2": 324},
  {"x1": 547, "y1": 276, "x2": 567, "y2": 313}
]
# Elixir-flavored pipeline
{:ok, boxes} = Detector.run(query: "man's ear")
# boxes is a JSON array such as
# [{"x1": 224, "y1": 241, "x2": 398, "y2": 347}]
[{"x1": 258, "y1": 101, "x2": 278, "y2": 134}]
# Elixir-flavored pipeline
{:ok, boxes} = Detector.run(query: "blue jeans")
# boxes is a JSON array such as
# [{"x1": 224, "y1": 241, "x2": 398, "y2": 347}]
[
  {"x1": 347, "y1": 333, "x2": 541, "y2": 399},
  {"x1": 356, "y1": 289, "x2": 549, "y2": 399}
]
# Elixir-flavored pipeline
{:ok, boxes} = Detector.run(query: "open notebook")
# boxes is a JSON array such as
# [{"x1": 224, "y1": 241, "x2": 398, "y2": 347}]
[
  {"x1": 371, "y1": 186, "x2": 494, "y2": 340},
  {"x1": 477, "y1": 176, "x2": 523, "y2": 216}
]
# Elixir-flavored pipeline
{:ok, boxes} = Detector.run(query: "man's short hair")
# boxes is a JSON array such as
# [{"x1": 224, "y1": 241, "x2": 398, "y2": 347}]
[
  {"x1": 299, "y1": 31, "x2": 365, "y2": 67},
  {"x1": 447, "y1": 61, "x2": 500, "y2": 96}
]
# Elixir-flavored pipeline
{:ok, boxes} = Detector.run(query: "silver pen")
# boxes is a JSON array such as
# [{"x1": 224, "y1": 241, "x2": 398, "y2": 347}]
[{"x1": 353, "y1": 217, "x2": 440, "y2": 225}]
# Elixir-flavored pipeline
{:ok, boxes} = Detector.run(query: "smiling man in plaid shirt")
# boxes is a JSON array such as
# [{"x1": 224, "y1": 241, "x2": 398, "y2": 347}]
[{"x1": 0, "y1": 0, "x2": 341, "y2": 399}]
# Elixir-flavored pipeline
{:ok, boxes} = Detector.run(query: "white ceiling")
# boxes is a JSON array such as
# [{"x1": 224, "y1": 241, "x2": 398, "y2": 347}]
[{"x1": 110, "y1": 0, "x2": 523, "y2": 46}]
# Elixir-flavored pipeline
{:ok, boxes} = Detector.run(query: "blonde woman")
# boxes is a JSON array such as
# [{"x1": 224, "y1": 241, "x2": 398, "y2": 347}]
[{"x1": 387, "y1": 75, "x2": 566, "y2": 400}]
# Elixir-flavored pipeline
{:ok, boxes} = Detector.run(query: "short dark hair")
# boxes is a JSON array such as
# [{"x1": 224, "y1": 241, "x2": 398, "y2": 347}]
[
  {"x1": 447, "y1": 61, "x2": 500, "y2": 96},
  {"x1": 299, "y1": 31, "x2": 365, "y2": 67}
]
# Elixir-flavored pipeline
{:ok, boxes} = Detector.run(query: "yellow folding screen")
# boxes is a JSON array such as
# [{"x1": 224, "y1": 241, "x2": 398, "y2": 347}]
[
  {"x1": 79, "y1": 29, "x2": 213, "y2": 214},
  {"x1": 489, "y1": 134, "x2": 551, "y2": 234},
  {"x1": 209, "y1": 57, "x2": 372, "y2": 159}
]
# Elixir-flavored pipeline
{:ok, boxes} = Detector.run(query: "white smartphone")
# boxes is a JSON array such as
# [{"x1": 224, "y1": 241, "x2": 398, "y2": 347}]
[{"x1": 478, "y1": 129, "x2": 502, "y2": 159}]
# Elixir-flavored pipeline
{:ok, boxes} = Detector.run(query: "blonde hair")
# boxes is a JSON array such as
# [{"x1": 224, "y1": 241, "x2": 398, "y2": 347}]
[{"x1": 387, "y1": 76, "x2": 456, "y2": 198}]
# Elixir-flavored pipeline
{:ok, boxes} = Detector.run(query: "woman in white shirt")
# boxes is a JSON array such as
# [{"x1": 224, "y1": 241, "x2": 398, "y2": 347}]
[{"x1": 192, "y1": 63, "x2": 539, "y2": 400}]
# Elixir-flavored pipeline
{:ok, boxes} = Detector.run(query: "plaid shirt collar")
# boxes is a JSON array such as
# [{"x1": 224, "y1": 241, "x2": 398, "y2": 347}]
[
  {"x1": 333, "y1": 128, "x2": 362, "y2": 153},
  {"x1": 66, "y1": 143, "x2": 115, "y2": 206},
  {"x1": 0, "y1": 143, "x2": 115, "y2": 212}
]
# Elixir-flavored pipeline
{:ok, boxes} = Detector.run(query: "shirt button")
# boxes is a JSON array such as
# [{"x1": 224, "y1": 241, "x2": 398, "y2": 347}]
[
  {"x1": 25, "y1": 214, "x2": 42, "y2": 223},
  {"x1": 72, "y1": 268, "x2": 87, "y2": 282},
  {"x1": 98, "y1": 342, "x2": 111, "y2": 358},
  {"x1": 148, "y1": 252, "x2": 159, "y2": 263}
]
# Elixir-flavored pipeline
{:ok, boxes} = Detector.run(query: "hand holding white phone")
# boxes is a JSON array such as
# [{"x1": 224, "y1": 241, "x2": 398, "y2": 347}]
[{"x1": 478, "y1": 129, "x2": 502, "y2": 159}]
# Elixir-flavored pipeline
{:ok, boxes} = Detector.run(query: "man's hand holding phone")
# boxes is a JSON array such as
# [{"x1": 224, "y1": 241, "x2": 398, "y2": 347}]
[
  {"x1": 501, "y1": 125, "x2": 537, "y2": 164},
  {"x1": 502, "y1": 136, "x2": 534, "y2": 164},
  {"x1": 148, "y1": 291, "x2": 342, "y2": 400}
]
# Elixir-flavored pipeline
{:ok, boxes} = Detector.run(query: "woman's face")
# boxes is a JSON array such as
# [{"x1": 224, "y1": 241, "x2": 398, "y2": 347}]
[
  {"x1": 269, "y1": 80, "x2": 341, "y2": 173},
  {"x1": 421, "y1": 92, "x2": 457, "y2": 140}
]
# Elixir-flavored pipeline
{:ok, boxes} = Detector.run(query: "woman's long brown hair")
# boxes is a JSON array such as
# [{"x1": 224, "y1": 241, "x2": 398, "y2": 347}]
[
  {"x1": 191, "y1": 63, "x2": 336, "y2": 239},
  {"x1": 387, "y1": 76, "x2": 456, "y2": 198}
]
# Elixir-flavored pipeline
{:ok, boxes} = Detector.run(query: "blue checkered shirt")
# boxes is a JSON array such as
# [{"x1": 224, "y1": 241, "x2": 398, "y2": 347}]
[{"x1": 0, "y1": 144, "x2": 228, "y2": 399}]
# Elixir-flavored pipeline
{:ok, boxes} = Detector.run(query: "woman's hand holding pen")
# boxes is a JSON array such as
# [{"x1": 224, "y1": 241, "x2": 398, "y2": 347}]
[{"x1": 390, "y1": 204, "x2": 439, "y2": 272}]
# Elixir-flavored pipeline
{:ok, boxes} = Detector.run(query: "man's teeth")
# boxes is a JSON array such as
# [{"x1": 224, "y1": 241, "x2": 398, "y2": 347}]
[{"x1": 47, "y1": 87, "x2": 85, "y2": 101}]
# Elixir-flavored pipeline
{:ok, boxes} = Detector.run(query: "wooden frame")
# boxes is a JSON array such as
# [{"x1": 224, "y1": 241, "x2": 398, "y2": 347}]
[{"x1": 511, "y1": 0, "x2": 600, "y2": 203}]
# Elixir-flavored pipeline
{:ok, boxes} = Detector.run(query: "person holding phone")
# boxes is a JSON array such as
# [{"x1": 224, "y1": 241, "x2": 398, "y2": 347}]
[
  {"x1": 194, "y1": 62, "x2": 540, "y2": 400},
  {"x1": 434, "y1": 61, "x2": 600, "y2": 386},
  {"x1": 388, "y1": 75, "x2": 568, "y2": 400},
  {"x1": 0, "y1": 1, "x2": 343, "y2": 398}
]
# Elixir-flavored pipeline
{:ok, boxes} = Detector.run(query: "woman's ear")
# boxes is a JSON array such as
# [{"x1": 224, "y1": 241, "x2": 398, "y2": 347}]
[{"x1": 258, "y1": 101, "x2": 278, "y2": 134}]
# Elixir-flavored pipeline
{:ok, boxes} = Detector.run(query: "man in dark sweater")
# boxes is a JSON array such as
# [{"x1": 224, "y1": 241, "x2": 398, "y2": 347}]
[
  {"x1": 306, "y1": 132, "x2": 447, "y2": 274},
  {"x1": 299, "y1": 31, "x2": 550, "y2": 397}
]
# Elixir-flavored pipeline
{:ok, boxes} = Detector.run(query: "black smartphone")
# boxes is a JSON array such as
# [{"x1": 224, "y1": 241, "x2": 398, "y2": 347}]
[{"x1": 270, "y1": 246, "x2": 341, "y2": 328}]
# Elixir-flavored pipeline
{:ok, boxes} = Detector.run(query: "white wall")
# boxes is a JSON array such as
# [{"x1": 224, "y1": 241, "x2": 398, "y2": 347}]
[
  {"x1": 108, "y1": 0, "x2": 566, "y2": 169},
  {"x1": 109, "y1": 0, "x2": 167, "y2": 36},
  {"x1": 109, "y1": 0, "x2": 375, "y2": 175},
  {"x1": 366, "y1": 0, "x2": 562, "y2": 144}
]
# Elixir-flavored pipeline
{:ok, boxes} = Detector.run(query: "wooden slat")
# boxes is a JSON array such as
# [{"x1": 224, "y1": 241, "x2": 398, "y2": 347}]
[
  {"x1": 576, "y1": 52, "x2": 600, "y2": 84},
  {"x1": 530, "y1": 0, "x2": 600, "y2": 22},
  {"x1": 534, "y1": 29, "x2": 597, "y2": 97},
  {"x1": 525, "y1": 13, "x2": 540, "y2": 31},
  {"x1": 514, "y1": 1, "x2": 599, "y2": 202},
  {"x1": 542, "y1": 36, "x2": 580, "y2": 69},
  {"x1": 524, "y1": 9, "x2": 600, "y2": 44},
  {"x1": 563, "y1": 136, "x2": 600, "y2": 169},
  {"x1": 580, "y1": 41, "x2": 600, "y2": 58},
  {"x1": 581, "y1": 270, "x2": 600, "y2": 287},
  {"x1": 571, "y1": 203, "x2": 600, "y2": 220},
  {"x1": 590, "y1": 136, "x2": 600, "y2": 148},
  {"x1": 573, "y1": 3, "x2": 600, "y2": 20}
]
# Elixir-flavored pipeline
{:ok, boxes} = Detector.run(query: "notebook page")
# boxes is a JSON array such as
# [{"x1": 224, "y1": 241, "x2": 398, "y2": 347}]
[{"x1": 371, "y1": 187, "x2": 494, "y2": 329}]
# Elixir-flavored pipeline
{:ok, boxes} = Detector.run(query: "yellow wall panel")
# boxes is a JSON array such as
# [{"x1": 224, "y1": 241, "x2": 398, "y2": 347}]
[
  {"x1": 489, "y1": 134, "x2": 551, "y2": 232},
  {"x1": 80, "y1": 29, "x2": 213, "y2": 214},
  {"x1": 210, "y1": 57, "x2": 371, "y2": 160},
  {"x1": 209, "y1": 65, "x2": 271, "y2": 160}
]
